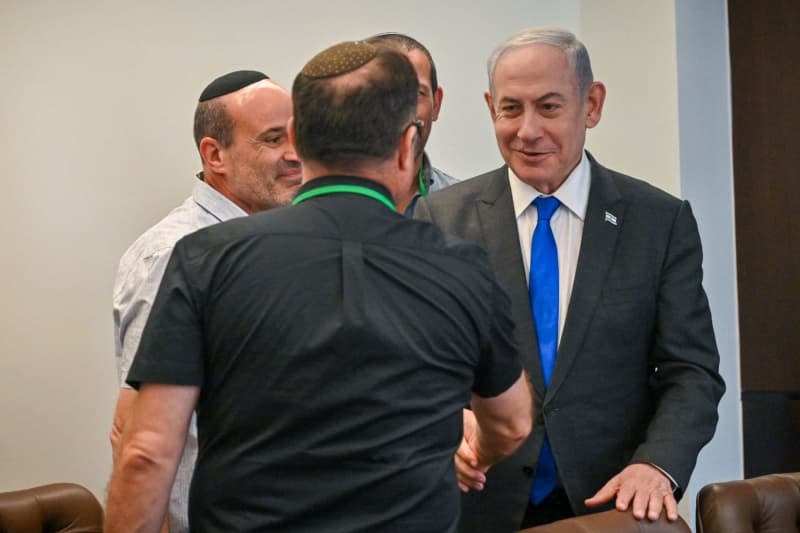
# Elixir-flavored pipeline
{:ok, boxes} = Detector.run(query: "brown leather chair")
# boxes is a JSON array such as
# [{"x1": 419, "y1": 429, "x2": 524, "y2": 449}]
[
  {"x1": 696, "y1": 472, "x2": 800, "y2": 533},
  {"x1": 0, "y1": 483, "x2": 103, "y2": 533},
  {"x1": 518, "y1": 509, "x2": 691, "y2": 532}
]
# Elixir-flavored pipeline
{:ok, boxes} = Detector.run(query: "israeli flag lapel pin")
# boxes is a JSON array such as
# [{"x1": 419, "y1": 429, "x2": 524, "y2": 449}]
[{"x1": 604, "y1": 211, "x2": 618, "y2": 226}]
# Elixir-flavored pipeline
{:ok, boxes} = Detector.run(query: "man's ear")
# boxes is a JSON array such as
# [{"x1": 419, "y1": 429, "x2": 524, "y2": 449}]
[
  {"x1": 432, "y1": 86, "x2": 444, "y2": 121},
  {"x1": 198, "y1": 137, "x2": 225, "y2": 172},
  {"x1": 584, "y1": 82, "x2": 606, "y2": 129},
  {"x1": 484, "y1": 91, "x2": 497, "y2": 121},
  {"x1": 398, "y1": 123, "x2": 418, "y2": 173}
]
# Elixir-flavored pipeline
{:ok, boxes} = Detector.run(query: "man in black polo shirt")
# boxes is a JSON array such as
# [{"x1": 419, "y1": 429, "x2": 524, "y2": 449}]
[{"x1": 105, "y1": 41, "x2": 532, "y2": 533}]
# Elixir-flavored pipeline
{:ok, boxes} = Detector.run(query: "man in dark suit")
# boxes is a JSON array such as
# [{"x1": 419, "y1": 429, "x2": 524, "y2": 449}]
[{"x1": 415, "y1": 27, "x2": 725, "y2": 531}]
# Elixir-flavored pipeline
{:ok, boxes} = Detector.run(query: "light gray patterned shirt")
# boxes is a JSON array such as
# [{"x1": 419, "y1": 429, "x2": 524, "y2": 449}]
[
  {"x1": 113, "y1": 176, "x2": 246, "y2": 533},
  {"x1": 403, "y1": 152, "x2": 460, "y2": 216}
]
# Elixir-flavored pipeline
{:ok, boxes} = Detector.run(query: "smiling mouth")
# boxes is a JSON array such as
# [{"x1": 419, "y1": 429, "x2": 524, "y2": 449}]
[
  {"x1": 279, "y1": 168, "x2": 302, "y2": 181},
  {"x1": 517, "y1": 149, "x2": 553, "y2": 159}
]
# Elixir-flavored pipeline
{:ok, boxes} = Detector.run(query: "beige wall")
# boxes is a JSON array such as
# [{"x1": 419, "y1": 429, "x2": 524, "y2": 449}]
[{"x1": 582, "y1": 0, "x2": 681, "y2": 194}]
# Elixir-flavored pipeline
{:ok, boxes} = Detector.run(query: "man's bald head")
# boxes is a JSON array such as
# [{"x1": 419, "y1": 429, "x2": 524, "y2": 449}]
[{"x1": 291, "y1": 41, "x2": 419, "y2": 168}]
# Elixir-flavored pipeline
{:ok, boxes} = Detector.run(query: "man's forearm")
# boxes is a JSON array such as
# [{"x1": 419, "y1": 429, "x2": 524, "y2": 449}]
[
  {"x1": 471, "y1": 372, "x2": 533, "y2": 467},
  {"x1": 105, "y1": 383, "x2": 198, "y2": 533},
  {"x1": 109, "y1": 388, "x2": 138, "y2": 464},
  {"x1": 108, "y1": 389, "x2": 173, "y2": 533},
  {"x1": 105, "y1": 444, "x2": 176, "y2": 532}
]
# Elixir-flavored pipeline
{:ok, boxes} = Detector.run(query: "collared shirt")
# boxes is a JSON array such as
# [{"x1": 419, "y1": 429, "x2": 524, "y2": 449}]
[
  {"x1": 128, "y1": 175, "x2": 521, "y2": 532},
  {"x1": 114, "y1": 176, "x2": 246, "y2": 384},
  {"x1": 403, "y1": 152, "x2": 460, "y2": 216},
  {"x1": 112, "y1": 175, "x2": 246, "y2": 533},
  {"x1": 509, "y1": 151, "x2": 591, "y2": 344}
]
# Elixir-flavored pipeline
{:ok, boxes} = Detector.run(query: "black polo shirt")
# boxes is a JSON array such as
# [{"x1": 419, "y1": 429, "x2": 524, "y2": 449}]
[{"x1": 128, "y1": 176, "x2": 522, "y2": 532}]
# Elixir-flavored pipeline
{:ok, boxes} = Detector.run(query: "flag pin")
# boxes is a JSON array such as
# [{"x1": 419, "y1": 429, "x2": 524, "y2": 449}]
[{"x1": 604, "y1": 211, "x2": 618, "y2": 225}]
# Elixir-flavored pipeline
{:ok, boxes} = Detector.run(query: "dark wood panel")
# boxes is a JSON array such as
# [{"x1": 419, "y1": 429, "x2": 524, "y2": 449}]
[
  {"x1": 728, "y1": 0, "x2": 800, "y2": 392},
  {"x1": 742, "y1": 392, "x2": 800, "y2": 477}
]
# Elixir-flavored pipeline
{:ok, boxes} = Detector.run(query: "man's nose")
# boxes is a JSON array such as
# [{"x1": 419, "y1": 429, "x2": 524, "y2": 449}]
[
  {"x1": 284, "y1": 146, "x2": 299, "y2": 162},
  {"x1": 516, "y1": 110, "x2": 542, "y2": 142}
]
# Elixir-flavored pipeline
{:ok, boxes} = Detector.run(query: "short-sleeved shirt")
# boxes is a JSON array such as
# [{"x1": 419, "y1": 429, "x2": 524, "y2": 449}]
[
  {"x1": 128, "y1": 175, "x2": 521, "y2": 533},
  {"x1": 113, "y1": 176, "x2": 246, "y2": 533}
]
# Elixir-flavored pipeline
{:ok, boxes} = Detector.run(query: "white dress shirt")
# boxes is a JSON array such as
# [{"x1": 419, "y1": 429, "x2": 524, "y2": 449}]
[{"x1": 509, "y1": 151, "x2": 591, "y2": 346}]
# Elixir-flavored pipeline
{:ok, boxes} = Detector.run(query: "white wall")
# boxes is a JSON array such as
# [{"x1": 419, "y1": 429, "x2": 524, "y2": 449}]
[
  {"x1": 0, "y1": 2, "x2": 740, "y2": 526},
  {"x1": 581, "y1": 0, "x2": 681, "y2": 194},
  {"x1": 675, "y1": 0, "x2": 743, "y2": 525}
]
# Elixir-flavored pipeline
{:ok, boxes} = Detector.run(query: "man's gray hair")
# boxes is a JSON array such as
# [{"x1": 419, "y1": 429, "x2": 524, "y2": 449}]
[{"x1": 487, "y1": 27, "x2": 594, "y2": 100}]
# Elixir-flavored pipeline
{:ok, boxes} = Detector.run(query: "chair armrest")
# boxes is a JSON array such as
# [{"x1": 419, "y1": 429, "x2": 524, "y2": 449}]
[
  {"x1": 519, "y1": 508, "x2": 691, "y2": 532},
  {"x1": 0, "y1": 482, "x2": 103, "y2": 533}
]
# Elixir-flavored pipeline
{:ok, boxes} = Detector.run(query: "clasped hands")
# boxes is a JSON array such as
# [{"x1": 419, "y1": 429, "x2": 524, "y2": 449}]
[{"x1": 455, "y1": 409, "x2": 679, "y2": 522}]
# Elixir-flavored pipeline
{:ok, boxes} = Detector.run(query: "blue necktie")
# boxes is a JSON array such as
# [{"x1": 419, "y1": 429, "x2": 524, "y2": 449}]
[{"x1": 529, "y1": 196, "x2": 560, "y2": 504}]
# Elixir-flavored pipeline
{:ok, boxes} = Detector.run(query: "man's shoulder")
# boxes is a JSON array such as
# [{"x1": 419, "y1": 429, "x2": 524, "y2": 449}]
[
  {"x1": 428, "y1": 165, "x2": 461, "y2": 192},
  {"x1": 412, "y1": 217, "x2": 488, "y2": 257},
  {"x1": 113, "y1": 195, "x2": 208, "y2": 309},
  {"x1": 425, "y1": 165, "x2": 506, "y2": 206},
  {"x1": 174, "y1": 203, "x2": 296, "y2": 261},
  {"x1": 118, "y1": 196, "x2": 201, "y2": 268}
]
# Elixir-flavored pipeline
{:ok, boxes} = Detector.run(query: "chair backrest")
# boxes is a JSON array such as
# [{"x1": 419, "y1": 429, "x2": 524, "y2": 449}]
[
  {"x1": 0, "y1": 483, "x2": 103, "y2": 533},
  {"x1": 518, "y1": 509, "x2": 691, "y2": 532},
  {"x1": 696, "y1": 472, "x2": 800, "y2": 533}
]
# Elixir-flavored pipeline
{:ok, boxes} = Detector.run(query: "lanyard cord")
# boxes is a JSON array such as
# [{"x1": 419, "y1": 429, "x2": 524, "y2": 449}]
[
  {"x1": 292, "y1": 184, "x2": 396, "y2": 211},
  {"x1": 418, "y1": 166, "x2": 428, "y2": 197}
]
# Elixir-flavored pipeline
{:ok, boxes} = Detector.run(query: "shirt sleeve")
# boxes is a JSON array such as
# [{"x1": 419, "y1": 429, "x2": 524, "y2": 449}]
[
  {"x1": 472, "y1": 271, "x2": 523, "y2": 398},
  {"x1": 112, "y1": 245, "x2": 173, "y2": 388},
  {"x1": 126, "y1": 240, "x2": 205, "y2": 389}
]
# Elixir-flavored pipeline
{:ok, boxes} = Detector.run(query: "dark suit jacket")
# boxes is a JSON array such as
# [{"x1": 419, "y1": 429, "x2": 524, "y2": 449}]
[{"x1": 415, "y1": 154, "x2": 725, "y2": 533}]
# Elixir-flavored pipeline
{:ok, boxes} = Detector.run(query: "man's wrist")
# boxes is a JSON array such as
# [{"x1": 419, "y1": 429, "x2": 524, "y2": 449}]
[
  {"x1": 629, "y1": 461, "x2": 679, "y2": 493},
  {"x1": 643, "y1": 462, "x2": 679, "y2": 493}
]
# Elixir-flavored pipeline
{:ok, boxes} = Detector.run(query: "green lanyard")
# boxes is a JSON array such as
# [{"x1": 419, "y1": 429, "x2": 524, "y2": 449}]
[
  {"x1": 418, "y1": 167, "x2": 428, "y2": 197},
  {"x1": 292, "y1": 184, "x2": 396, "y2": 211}
]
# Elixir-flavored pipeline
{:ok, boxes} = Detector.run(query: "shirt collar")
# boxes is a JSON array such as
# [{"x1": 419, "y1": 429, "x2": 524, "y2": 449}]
[
  {"x1": 192, "y1": 172, "x2": 248, "y2": 222},
  {"x1": 508, "y1": 150, "x2": 591, "y2": 220}
]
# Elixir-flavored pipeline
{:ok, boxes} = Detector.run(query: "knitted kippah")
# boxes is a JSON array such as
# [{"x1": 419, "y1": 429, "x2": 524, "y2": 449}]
[
  {"x1": 300, "y1": 41, "x2": 378, "y2": 78},
  {"x1": 198, "y1": 70, "x2": 269, "y2": 102}
]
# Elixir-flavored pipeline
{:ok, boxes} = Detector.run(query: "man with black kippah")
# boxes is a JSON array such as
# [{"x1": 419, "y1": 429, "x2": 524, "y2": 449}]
[
  {"x1": 108, "y1": 69, "x2": 300, "y2": 533},
  {"x1": 105, "y1": 41, "x2": 532, "y2": 533}
]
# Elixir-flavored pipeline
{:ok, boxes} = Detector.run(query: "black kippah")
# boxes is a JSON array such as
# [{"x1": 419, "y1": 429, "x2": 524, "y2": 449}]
[{"x1": 198, "y1": 70, "x2": 269, "y2": 102}]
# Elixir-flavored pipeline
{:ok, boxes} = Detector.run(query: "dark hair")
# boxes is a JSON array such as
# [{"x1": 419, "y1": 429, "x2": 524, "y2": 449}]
[
  {"x1": 193, "y1": 100, "x2": 234, "y2": 149},
  {"x1": 366, "y1": 33, "x2": 438, "y2": 92},
  {"x1": 292, "y1": 48, "x2": 418, "y2": 167}
]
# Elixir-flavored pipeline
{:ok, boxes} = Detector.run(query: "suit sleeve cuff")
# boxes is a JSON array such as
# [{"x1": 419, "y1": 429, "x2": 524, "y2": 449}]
[{"x1": 646, "y1": 462, "x2": 679, "y2": 493}]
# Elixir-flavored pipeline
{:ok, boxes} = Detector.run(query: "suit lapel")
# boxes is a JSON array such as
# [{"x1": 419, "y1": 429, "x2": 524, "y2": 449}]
[
  {"x1": 476, "y1": 167, "x2": 545, "y2": 396},
  {"x1": 545, "y1": 157, "x2": 626, "y2": 401}
]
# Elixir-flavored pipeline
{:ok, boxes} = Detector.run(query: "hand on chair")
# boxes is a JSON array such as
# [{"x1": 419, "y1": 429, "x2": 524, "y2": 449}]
[{"x1": 585, "y1": 463, "x2": 679, "y2": 522}]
